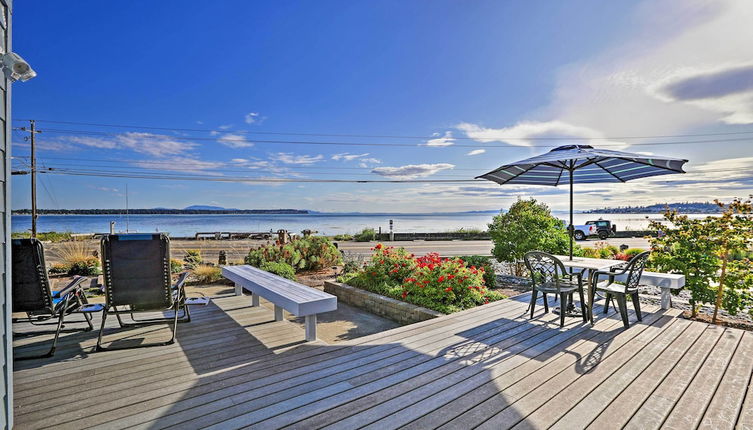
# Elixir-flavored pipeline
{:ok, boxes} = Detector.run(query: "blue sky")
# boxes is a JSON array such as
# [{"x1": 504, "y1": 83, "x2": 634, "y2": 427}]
[{"x1": 10, "y1": 0, "x2": 753, "y2": 212}]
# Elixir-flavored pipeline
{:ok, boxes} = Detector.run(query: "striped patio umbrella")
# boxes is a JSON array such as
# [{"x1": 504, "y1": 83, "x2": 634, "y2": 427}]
[{"x1": 476, "y1": 144, "x2": 688, "y2": 259}]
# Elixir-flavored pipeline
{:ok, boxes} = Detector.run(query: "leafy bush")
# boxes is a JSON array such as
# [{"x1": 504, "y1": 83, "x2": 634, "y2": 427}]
[
  {"x1": 183, "y1": 249, "x2": 202, "y2": 269},
  {"x1": 12, "y1": 231, "x2": 74, "y2": 242},
  {"x1": 48, "y1": 263, "x2": 69, "y2": 274},
  {"x1": 333, "y1": 234, "x2": 353, "y2": 241},
  {"x1": 649, "y1": 197, "x2": 753, "y2": 321},
  {"x1": 624, "y1": 248, "x2": 645, "y2": 259},
  {"x1": 245, "y1": 236, "x2": 342, "y2": 272},
  {"x1": 354, "y1": 228, "x2": 376, "y2": 242},
  {"x1": 170, "y1": 258, "x2": 184, "y2": 274},
  {"x1": 67, "y1": 257, "x2": 100, "y2": 276},
  {"x1": 339, "y1": 244, "x2": 504, "y2": 313},
  {"x1": 459, "y1": 255, "x2": 496, "y2": 288},
  {"x1": 192, "y1": 265, "x2": 222, "y2": 283},
  {"x1": 259, "y1": 261, "x2": 297, "y2": 281},
  {"x1": 488, "y1": 199, "x2": 570, "y2": 275}
]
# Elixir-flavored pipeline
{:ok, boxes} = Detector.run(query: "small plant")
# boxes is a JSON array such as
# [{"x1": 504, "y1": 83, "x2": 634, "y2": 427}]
[
  {"x1": 333, "y1": 234, "x2": 354, "y2": 241},
  {"x1": 170, "y1": 258, "x2": 184, "y2": 274},
  {"x1": 245, "y1": 236, "x2": 342, "y2": 272},
  {"x1": 259, "y1": 261, "x2": 296, "y2": 280},
  {"x1": 623, "y1": 248, "x2": 645, "y2": 259},
  {"x1": 192, "y1": 265, "x2": 222, "y2": 283},
  {"x1": 354, "y1": 228, "x2": 376, "y2": 242},
  {"x1": 12, "y1": 231, "x2": 73, "y2": 242},
  {"x1": 183, "y1": 249, "x2": 202, "y2": 269},
  {"x1": 67, "y1": 257, "x2": 100, "y2": 276},
  {"x1": 218, "y1": 250, "x2": 227, "y2": 266},
  {"x1": 459, "y1": 255, "x2": 496, "y2": 288},
  {"x1": 48, "y1": 263, "x2": 70, "y2": 275}
]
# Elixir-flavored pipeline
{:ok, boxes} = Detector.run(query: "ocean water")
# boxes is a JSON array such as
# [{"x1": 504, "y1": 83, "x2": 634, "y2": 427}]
[{"x1": 11, "y1": 212, "x2": 715, "y2": 237}]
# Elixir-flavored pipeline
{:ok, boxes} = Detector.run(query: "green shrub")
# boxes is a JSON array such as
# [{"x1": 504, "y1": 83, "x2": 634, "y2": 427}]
[
  {"x1": 259, "y1": 261, "x2": 296, "y2": 280},
  {"x1": 245, "y1": 236, "x2": 342, "y2": 272},
  {"x1": 183, "y1": 249, "x2": 202, "y2": 269},
  {"x1": 67, "y1": 257, "x2": 100, "y2": 276},
  {"x1": 354, "y1": 228, "x2": 376, "y2": 242},
  {"x1": 488, "y1": 199, "x2": 570, "y2": 275},
  {"x1": 624, "y1": 248, "x2": 645, "y2": 260},
  {"x1": 333, "y1": 234, "x2": 353, "y2": 241},
  {"x1": 192, "y1": 265, "x2": 222, "y2": 283},
  {"x1": 48, "y1": 263, "x2": 70, "y2": 274},
  {"x1": 170, "y1": 258, "x2": 184, "y2": 273},
  {"x1": 338, "y1": 245, "x2": 504, "y2": 314},
  {"x1": 12, "y1": 231, "x2": 74, "y2": 242},
  {"x1": 459, "y1": 255, "x2": 496, "y2": 288}
]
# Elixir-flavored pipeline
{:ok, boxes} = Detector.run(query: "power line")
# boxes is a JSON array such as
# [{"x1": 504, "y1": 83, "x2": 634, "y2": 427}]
[
  {"x1": 29, "y1": 127, "x2": 753, "y2": 149},
  {"x1": 14, "y1": 117, "x2": 753, "y2": 141}
]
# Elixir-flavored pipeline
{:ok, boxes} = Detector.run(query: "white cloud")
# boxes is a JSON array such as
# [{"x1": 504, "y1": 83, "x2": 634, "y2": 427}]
[
  {"x1": 371, "y1": 163, "x2": 455, "y2": 179},
  {"x1": 424, "y1": 131, "x2": 455, "y2": 147},
  {"x1": 274, "y1": 152, "x2": 324, "y2": 165},
  {"x1": 358, "y1": 157, "x2": 381, "y2": 168},
  {"x1": 218, "y1": 124, "x2": 233, "y2": 130},
  {"x1": 245, "y1": 112, "x2": 265, "y2": 124},
  {"x1": 64, "y1": 132, "x2": 198, "y2": 157},
  {"x1": 89, "y1": 186, "x2": 120, "y2": 193},
  {"x1": 331, "y1": 152, "x2": 369, "y2": 161},
  {"x1": 456, "y1": 120, "x2": 627, "y2": 149},
  {"x1": 467, "y1": 149, "x2": 486, "y2": 156},
  {"x1": 131, "y1": 156, "x2": 224, "y2": 174},
  {"x1": 218, "y1": 133, "x2": 254, "y2": 148},
  {"x1": 649, "y1": 62, "x2": 753, "y2": 124},
  {"x1": 231, "y1": 158, "x2": 248, "y2": 163}
]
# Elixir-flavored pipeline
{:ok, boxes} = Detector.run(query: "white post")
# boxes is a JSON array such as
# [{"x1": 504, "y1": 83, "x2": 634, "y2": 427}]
[
  {"x1": 274, "y1": 305, "x2": 284, "y2": 321},
  {"x1": 251, "y1": 294, "x2": 260, "y2": 307},
  {"x1": 660, "y1": 289, "x2": 671, "y2": 310},
  {"x1": 234, "y1": 283, "x2": 242, "y2": 296},
  {"x1": 305, "y1": 315, "x2": 317, "y2": 341}
]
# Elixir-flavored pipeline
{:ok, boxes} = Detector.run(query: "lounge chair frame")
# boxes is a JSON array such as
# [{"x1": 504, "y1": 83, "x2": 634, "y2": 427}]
[
  {"x1": 12, "y1": 238, "x2": 94, "y2": 360},
  {"x1": 96, "y1": 234, "x2": 190, "y2": 352}
]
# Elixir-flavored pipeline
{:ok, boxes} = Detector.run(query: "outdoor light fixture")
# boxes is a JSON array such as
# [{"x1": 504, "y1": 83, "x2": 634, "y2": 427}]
[{"x1": 1, "y1": 52, "x2": 36, "y2": 82}]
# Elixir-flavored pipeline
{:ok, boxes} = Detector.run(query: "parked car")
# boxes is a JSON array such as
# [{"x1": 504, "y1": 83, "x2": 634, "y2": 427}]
[
  {"x1": 566, "y1": 222, "x2": 598, "y2": 241},
  {"x1": 585, "y1": 219, "x2": 617, "y2": 240}
]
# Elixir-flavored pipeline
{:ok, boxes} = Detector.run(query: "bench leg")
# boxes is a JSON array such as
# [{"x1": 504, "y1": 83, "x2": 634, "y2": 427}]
[
  {"x1": 234, "y1": 283, "x2": 243, "y2": 296},
  {"x1": 274, "y1": 305, "x2": 284, "y2": 321},
  {"x1": 660, "y1": 289, "x2": 671, "y2": 310},
  {"x1": 251, "y1": 294, "x2": 260, "y2": 307},
  {"x1": 305, "y1": 315, "x2": 317, "y2": 341}
]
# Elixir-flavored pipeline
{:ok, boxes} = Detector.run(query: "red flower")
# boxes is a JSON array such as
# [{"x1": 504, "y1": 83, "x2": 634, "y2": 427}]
[
  {"x1": 401, "y1": 291, "x2": 408, "y2": 299},
  {"x1": 447, "y1": 275, "x2": 455, "y2": 280},
  {"x1": 438, "y1": 276, "x2": 445, "y2": 282},
  {"x1": 444, "y1": 287, "x2": 453, "y2": 292},
  {"x1": 375, "y1": 244, "x2": 383, "y2": 249}
]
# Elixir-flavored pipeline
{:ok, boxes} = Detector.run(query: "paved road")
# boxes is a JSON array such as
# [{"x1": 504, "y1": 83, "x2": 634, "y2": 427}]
[{"x1": 338, "y1": 237, "x2": 650, "y2": 257}]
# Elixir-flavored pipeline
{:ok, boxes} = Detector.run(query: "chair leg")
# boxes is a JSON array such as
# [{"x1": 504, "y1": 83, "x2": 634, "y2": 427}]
[
  {"x1": 95, "y1": 307, "x2": 110, "y2": 352},
  {"x1": 559, "y1": 293, "x2": 567, "y2": 327},
  {"x1": 577, "y1": 287, "x2": 587, "y2": 322},
  {"x1": 631, "y1": 292, "x2": 642, "y2": 321},
  {"x1": 542, "y1": 293, "x2": 549, "y2": 313},
  {"x1": 617, "y1": 294, "x2": 630, "y2": 328},
  {"x1": 603, "y1": 293, "x2": 611, "y2": 313},
  {"x1": 529, "y1": 289, "x2": 538, "y2": 319}
]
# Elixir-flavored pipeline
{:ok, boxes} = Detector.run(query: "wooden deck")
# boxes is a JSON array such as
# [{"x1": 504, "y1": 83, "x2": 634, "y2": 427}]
[{"x1": 12, "y1": 293, "x2": 753, "y2": 429}]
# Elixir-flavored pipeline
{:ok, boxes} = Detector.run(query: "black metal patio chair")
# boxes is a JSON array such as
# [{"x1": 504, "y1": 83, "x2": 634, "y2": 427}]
[
  {"x1": 589, "y1": 251, "x2": 651, "y2": 328},
  {"x1": 11, "y1": 238, "x2": 95, "y2": 359},
  {"x1": 96, "y1": 233, "x2": 193, "y2": 351},
  {"x1": 523, "y1": 251, "x2": 588, "y2": 327}
]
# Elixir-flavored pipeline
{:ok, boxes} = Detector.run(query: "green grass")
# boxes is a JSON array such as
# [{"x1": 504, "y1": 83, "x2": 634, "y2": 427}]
[{"x1": 12, "y1": 231, "x2": 73, "y2": 242}]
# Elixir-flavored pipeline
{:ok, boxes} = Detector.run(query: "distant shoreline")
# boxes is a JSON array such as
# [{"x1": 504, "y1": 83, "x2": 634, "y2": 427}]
[{"x1": 12, "y1": 209, "x2": 310, "y2": 215}]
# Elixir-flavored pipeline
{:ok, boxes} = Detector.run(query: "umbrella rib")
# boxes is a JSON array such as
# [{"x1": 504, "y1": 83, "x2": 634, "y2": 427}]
[
  {"x1": 617, "y1": 157, "x2": 686, "y2": 173},
  {"x1": 554, "y1": 166, "x2": 565, "y2": 186},
  {"x1": 594, "y1": 160, "x2": 626, "y2": 183}
]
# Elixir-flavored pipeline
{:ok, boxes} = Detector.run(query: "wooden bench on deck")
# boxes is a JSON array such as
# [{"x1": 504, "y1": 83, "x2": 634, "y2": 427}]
[{"x1": 221, "y1": 265, "x2": 337, "y2": 341}]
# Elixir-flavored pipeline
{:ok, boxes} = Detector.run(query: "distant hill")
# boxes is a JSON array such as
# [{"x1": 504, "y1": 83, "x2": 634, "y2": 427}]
[
  {"x1": 183, "y1": 205, "x2": 238, "y2": 211},
  {"x1": 13, "y1": 208, "x2": 310, "y2": 215},
  {"x1": 584, "y1": 202, "x2": 723, "y2": 214}
]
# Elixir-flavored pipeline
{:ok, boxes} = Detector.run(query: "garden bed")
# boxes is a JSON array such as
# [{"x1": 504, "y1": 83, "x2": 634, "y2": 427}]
[{"x1": 324, "y1": 281, "x2": 443, "y2": 324}]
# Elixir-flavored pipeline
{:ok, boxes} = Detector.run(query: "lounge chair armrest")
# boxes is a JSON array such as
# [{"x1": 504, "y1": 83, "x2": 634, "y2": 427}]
[{"x1": 52, "y1": 275, "x2": 89, "y2": 299}]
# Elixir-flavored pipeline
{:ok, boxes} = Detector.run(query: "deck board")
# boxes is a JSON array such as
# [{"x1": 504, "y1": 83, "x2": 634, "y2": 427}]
[{"x1": 11, "y1": 292, "x2": 752, "y2": 429}]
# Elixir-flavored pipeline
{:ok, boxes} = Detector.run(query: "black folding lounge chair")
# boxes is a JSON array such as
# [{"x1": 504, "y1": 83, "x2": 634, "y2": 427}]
[
  {"x1": 96, "y1": 233, "x2": 192, "y2": 351},
  {"x1": 12, "y1": 238, "x2": 95, "y2": 360}
]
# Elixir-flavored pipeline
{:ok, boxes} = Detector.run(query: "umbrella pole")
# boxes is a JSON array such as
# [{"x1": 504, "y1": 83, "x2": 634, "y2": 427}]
[{"x1": 569, "y1": 168, "x2": 574, "y2": 260}]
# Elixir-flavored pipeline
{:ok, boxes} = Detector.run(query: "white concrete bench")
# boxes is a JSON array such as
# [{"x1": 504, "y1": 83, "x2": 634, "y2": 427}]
[
  {"x1": 612, "y1": 271, "x2": 685, "y2": 309},
  {"x1": 221, "y1": 265, "x2": 337, "y2": 341}
]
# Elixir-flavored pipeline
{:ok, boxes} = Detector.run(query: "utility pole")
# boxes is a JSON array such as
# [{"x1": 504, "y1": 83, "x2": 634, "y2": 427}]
[{"x1": 19, "y1": 120, "x2": 42, "y2": 237}]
